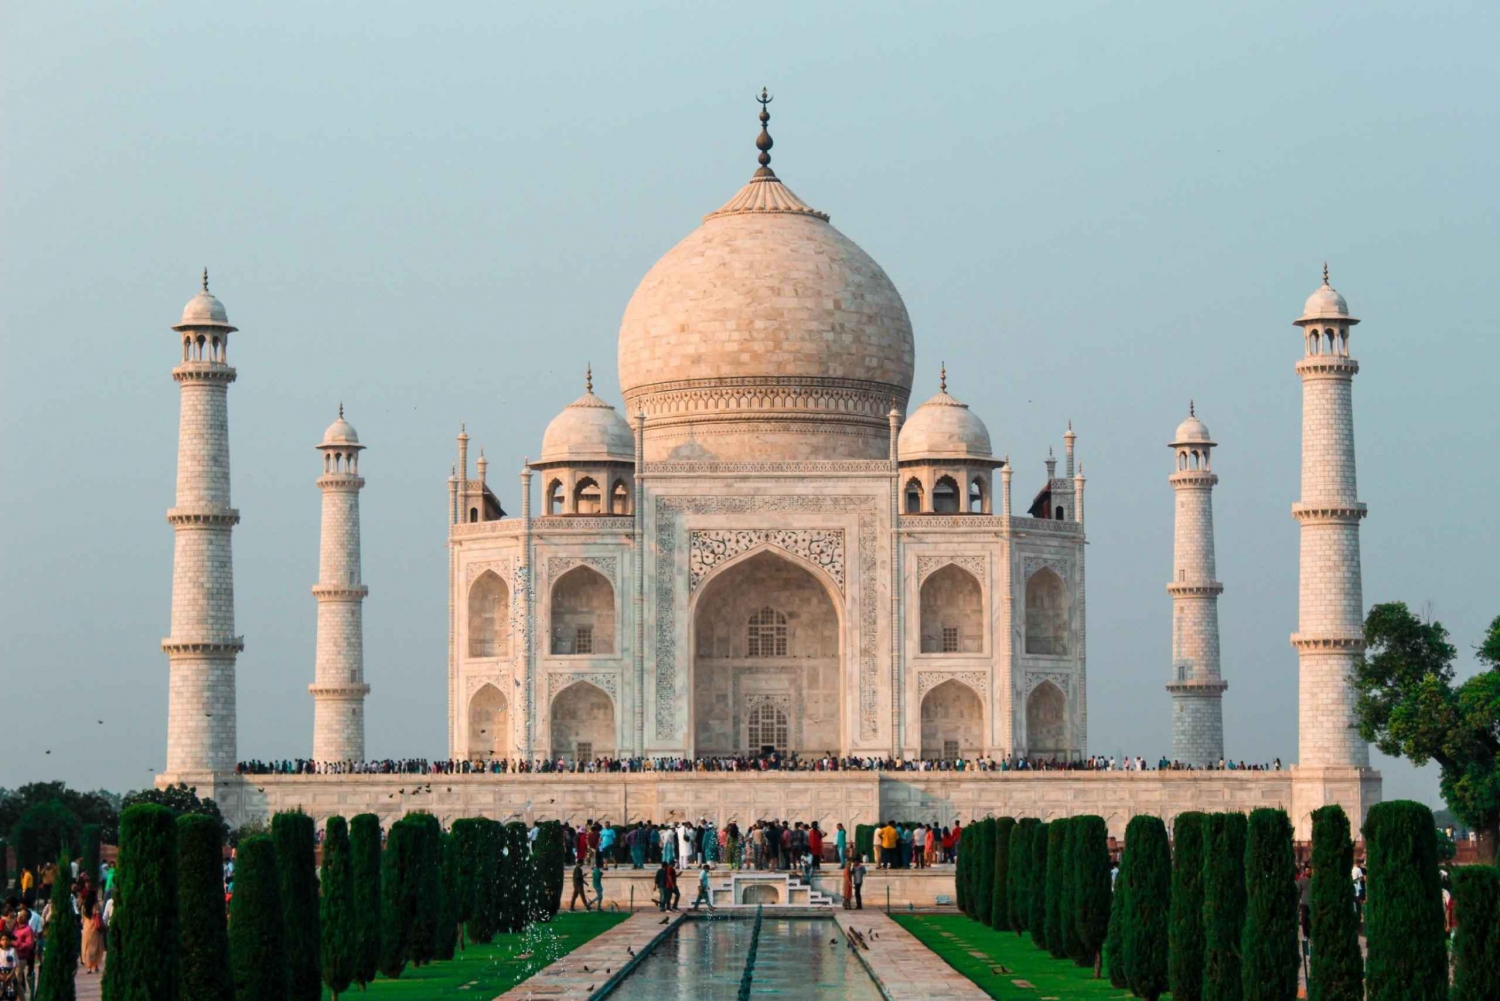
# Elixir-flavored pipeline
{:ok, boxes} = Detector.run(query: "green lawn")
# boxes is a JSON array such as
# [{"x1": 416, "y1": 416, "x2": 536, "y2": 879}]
[
  {"x1": 893, "y1": 914, "x2": 1165, "y2": 1000},
  {"x1": 322, "y1": 911, "x2": 629, "y2": 999}
]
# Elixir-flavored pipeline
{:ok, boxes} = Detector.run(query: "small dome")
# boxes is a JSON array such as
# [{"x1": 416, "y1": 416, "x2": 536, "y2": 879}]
[
  {"x1": 1297, "y1": 269, "x2": 1358, "y2": 325},
  {"x1": 1171, "y1": 404, "x2": 1214, "y2": 446},
  {"x1": 898, "y1": 375, "x2": 993, "y2": 460},
  {"x1": 173, "y1": 271, "x2": 236, "y2": 332},
  {"x1": 321, "y1": 407, "x2": 360, "y2": 447},
  {"x1": 539, "y1": 384, "x2": 634, "y2": 464}
]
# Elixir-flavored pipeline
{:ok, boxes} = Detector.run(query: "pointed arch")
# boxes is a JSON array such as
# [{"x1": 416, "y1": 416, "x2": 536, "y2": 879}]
[
  {"x1": 550, "y1": 565, "x2": 614, "y2": 654},
  {"x1": 610, "y1": 479, "x2": 630, "y2": 515},
  {"x1": 919, "y1": 563, "x2": 983, "y2": 654},
  {"x1": 467, "y1": 683, "x2": 510, "y2": 759},
  {"x1": 467, "y1": 570, "x2": 511, "y2": 658},
  {"x1": 1025, "y1": 679, "x2": 1068, "y2": 757},
  {"x1": 904, "y1": 477, "x2": 924, "y2": 513},
  {"x1": 920, "y1": 678, "x2": 983, "y2": 760},
  {"x1": 573, "y1": 476, "x2": 601, "y2": 514},
  {"x1": 932, "y1": 475, "x2": 960, "y2": 513},
  {"x1": 1025, "y1": 566, "x2": 1069, "y2": 655},
  {"x1": 546, "y1": 479, "x2": 564, "y2": 515},
  {"x1": 549, "y1": 679, "x2": 615, "y2": 761}
]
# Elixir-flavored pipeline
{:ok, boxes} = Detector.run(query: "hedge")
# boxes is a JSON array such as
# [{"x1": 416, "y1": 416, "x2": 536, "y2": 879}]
[
  {"x1": 80, "y1": 824, "x2": 102, "y2": 887},
  {"x1": 101, "y1": 804, "x2": 179, "y2": 1001},
  {"x1": 177, "y1": 813, "x2": 233, "y2": 1001},
  {"x1": 1202, "y1": 812, "x2": 1248, "y2": 1001},
  {"x1": 1008, "y1": 819, "x2": 1037, "y2": 933},
  {"x1": 974, "y1": 818, "x2": 996, "y2": 925},
  {"x1": 1450, "y1": 864, "x2": 1500, "y2": 1001},
  {"x1": 437, "y1": 831, "x2": 461, "y2": 960},
  {"x1": 1105, "y1": 833, "x2": 1129, "y2": 989},
  {"x1": 1308, "y1": 805, "x2": 1362, "y2": 1001},
  {"x1": 228, "y1": 835, "x2": 288, "y2": 1001},
  {"x1": 1060, "y1": 819, "x2": 1084, "y2": 964},
  {"x1": 855, "y1": 824, "x2": 875, "y2": 868},
  {"x1": 990, "y1": 817, "x2": 1016, "y2": 930},
  {"x1": 532, "y1": 821, "x2": 566, "y2": 922},
  {"x1": 408, "y1": 814, "x2": 444, "y2": 965},
  {"x1": 1241, "y1": 808, "x2": 1298, "y2": 1001},
  {"x1": 1169, "y1": 812, "x2": 1209, "y2": 1001},
  {"x1": 273, "y1": 811, "x2": 322, "y2": 1001},
  {"x1": 319, "y1": 817, "x2": 357, "y2": 1000},
  {"x1": 1123, "y1": 814, "x2": 1170, "y2": 1001},
  {"x1": 1029, "y1": 821, "x2": 1050, "y2": 950},
  {"x1": 1073, "y1": 815, "x2": 1111, "y2": 978},
  {"x1": 35, "y1": 850, "x2": 79, "y2": 1001},
  {"x1": 349, "y1": 814, "x2": 382, "y2": 989},
  {"x1": 1044, "y1": 819, "x2": 1068, "y2": 958},
  {"x1": 1362, "y1": 800, "x2": 1447, "y2": 1001},
  {"x1": 379, "y1": 818, "x2": 418, "y2": 978}
]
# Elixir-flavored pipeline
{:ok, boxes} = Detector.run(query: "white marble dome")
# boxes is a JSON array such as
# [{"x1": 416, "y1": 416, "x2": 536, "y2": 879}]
[
  {"x1": 1299, "y1": 281, "x2": 1351, "y2": 322},
  {"x1": 173, "y1": 272, "x2": 235, "y2": 331},
  {"x1": 321, "y1": 410, "x2": 360, "y2": 447},
  {"x1": 899, "y1": 380, "x2": 993, "y2": 460},
  {"x1": 1173, "y1": 412, "x2": 1211, "y2": 444},
  {"x1": 539, "y1": 385, "x2": 634, "y2": 464}
]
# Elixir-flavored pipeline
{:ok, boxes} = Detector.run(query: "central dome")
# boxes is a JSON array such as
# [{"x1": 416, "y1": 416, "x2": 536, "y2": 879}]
[{"x1": 618, "y1": 109, "x2": 914, "y2": 462}]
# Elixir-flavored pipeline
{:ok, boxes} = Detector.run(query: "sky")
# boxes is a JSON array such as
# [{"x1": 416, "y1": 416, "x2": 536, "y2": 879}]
[{"x1": 1, "y1": 1, "x2": 1496, "y2": 808}]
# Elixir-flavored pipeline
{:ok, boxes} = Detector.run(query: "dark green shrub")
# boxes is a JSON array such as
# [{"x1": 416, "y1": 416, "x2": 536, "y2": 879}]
[
  {"x1": 1123, "y1": 814, "x2": 1170, "y2": 1001},
  {"x1": 990, "y1": 817, "x2": 1015, "y2": 929},
  {"x1": 464, "y1": 819, "x2": 501, "y2": 944},
  {"x1": 12, "y1": 799, "x2": 81, "y2": 874},
  {"x1": 408, "y1": 814, "x2": 443, "y2": 965},
  {"x1": 437, "y1": 831, "x2": 461, "y2": 960},
  {"x1": 1202, "y1": 812, "x2": 1247, "y2": 1001},
  {"x1": 1008, "y1": 820, "x2": 1036, "y2": 932},
  {"x1": 1105, "y1": 835, "x2": 1129, "y2": 989},
  {"x1": 505, "y1": 821, "x2": 535, "y2": 932},
  {"x1": 973, "y1": 818, "x2": 995, "y2": 925},
  {"x1": 855, "y1": 824, "x2": 875, "y2": 868},
  {"x1": 1062, "y1": 818, "x2": 1086, "y2": 964},
  {"x1": 1029, "y1": 821, "x2": 1050, "y2": 949},
  {"x1": 177, "y1": 813, "x2": 232, "y2": 1001},
  {"x1": 0, "y1": 838, "x2": 8, "y2": 894},
  {"x1": 228, "y1": 835, "x2": 287, "y2": 1001},
  {"x1": 956, "y1": 823, "x2": 973, "y2": 915},
  {"x1": 532, "y1": 821, "x2": 565, "y2": 922},
  {"x1": 80, "y1": 824, "x2": 101, "y2": 887},
  {"x1": 1241, "y1": 808, "x2": 1298, "y2": 1001},
  {"x1": 35, "y1": 851, "x2": 79, "y2": 1001},
  {"x1": 349, "y1": 814, "x2": 382, "y2": 989},
  {"x1": 320, "y1": 817, "x2": 356, "y2": 1000},
  {"x1": 379, "y1": 818, "x2": 418, "y2": 978},
  {"x1": 102, "y1": 803, "x2": 179, "y2": 1001},
  {"x1": 1045, "y1": 819, "x2": 1068, "y2": 957},
  {"x1": 1362, "y1": 800, "x2": 1446, "y2": 1001},
  {"x1": 1169, "y1": 812, "x2": 1209, "y2": 1001},
  {"x1": 272, "y1": 810, "x2": 321, "y2": 1000},
  {"x1": 1074, "y1": 815, "x2": 1111, "y2": 977},
  {"x1": 1308, "y1": 806, "x2": 1362, "y2": 1001},
  {"x1": 1450, "y1": 864, "x2": 1500, "y2": 1001}
]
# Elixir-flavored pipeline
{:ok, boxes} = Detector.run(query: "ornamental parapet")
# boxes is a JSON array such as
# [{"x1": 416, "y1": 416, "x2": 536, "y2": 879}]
[
  {"x1": 1289, "y1": 633, "x2": 1367, "y2": 652},
  {"x1": 1291, "y1": 502, "x2": 1367, "y2": 523},
  {"x1": 1168, "y1": 471, "x2": 1219, "y2": 488},
  {"x1": 312, "y1": 584, "x2": 369, "y2": 600},
  {"x1": 162, "y1": 637, "x2": 245, "y2": 656},
  {"x1": 450, "y1": 520, "x2": 524, "y2": 539},
  {"x1": 308, "y1": 682, "x2": 372, "y2": 697},
  {"x1": 533, "y1": 516, "x2": 636, "y2": 534},
  {"x1": 1166, "y1": 679, "x2": 1229, "y2": 695},
  {"x1": 1294, "y1": 356, "x2": 1359, "y2": 378},
  {"x1": 899, "y1": 514, "x2": 1083, "y2": 536},
  {"x1": 316, "y1": 473, "x2": 365, "y2": 490},
  {"x1": 172, "y1": 362, "x2": 238, "y2": 385},
  {"x1": 643, "y1": 459, "x2": 893, "y2": 477},
  {"x1": 166, "y1": 507, "x2": 240, "y2": 527},
  {"x1": 1166, "y1": 582, "x2": 1223, "y2": 597}
]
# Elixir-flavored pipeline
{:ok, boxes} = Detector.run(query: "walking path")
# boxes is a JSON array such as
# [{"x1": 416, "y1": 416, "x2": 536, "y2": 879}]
[
  {"x1": 833, "y1": 910, "x2": 989, "y2": 1000},
  {"x1": 495, "y1": 910, "x2": 686, "y2": 1000}
]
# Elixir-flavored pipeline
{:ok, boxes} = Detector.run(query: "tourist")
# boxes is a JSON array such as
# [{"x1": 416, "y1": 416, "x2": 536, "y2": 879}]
[
  {"x1": 850, "y1": 855, "x2": 866, "y2": 910},
  {"x1": 690, "y1": 864, "x2": 715, "y2": 912},
  {"x1": 569, "y1": 860, "x2": 591, "y2": 911},
  {"x1": 807, "y1": 822, "x2": 823, "y2": 868},
  {"x1": 0, "y1": 932, "x2": 18, "y2": 1001},
  {"x1": 924, "y1": 824, "x2": 937, "y2": 867},
  {"x1": 17, "y1": 870, "x2": 33, "y2": 911},
  {"x1": 592, "y1": 859, "x2": 605, "y2": 908},
  {"x1": 653, "y1": 861, "x2": 670, "y2": 912},
  {"x1": 750, "y1": 823, "x2": 766, "y2": 870},
  {"x1": 723, "y1": 823, "x2": 737, "y2": 869},
  {"x1": 677, "y1": 822, "x2": 693, "y2": 866},
  {"x1": 878, "y1": 821, "x2": 898, "y2": 870},
  {"x1": 665, "y1": 862, "x2": 681, "y2": 912},
  {"x1": 599, "y1": 823, "x2": 617, "y2": 868},
  {"x1": 625, "y1": 825, "x2": 646, "y2": 870},
  {"x1": 660, "y1": 825, "x2": 677, "y2": 866},
  {"x1": 78, "y1": 884, "x2": 105, "y2": 976},
  {"x1": 834, "y1": 823, "x2": 847, "y2": 866},
  {"x1": 11, "y1": 907, "x2": 35, "y2": 999}
]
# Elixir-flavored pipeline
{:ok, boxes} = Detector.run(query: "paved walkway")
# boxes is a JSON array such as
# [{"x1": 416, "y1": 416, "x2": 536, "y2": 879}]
[
  {"x1": 833, "y1": 910, "x2": 989, "y2": 1000},
  {"x1": 495, "y1": 910, "x2": 686, "y2": 1000}
]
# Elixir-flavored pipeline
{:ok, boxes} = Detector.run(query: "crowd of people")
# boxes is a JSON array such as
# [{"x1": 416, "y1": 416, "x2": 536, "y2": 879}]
[
  {"x1": 1, "y1": 856, "x2": 114, "y2": 999},
  {"x1": 237, "y1": 752, "x2": 1286, "y2": 776}
]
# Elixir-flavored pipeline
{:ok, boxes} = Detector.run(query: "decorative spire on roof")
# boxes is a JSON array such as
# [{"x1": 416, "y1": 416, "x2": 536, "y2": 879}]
[
  {"x1": 1189, "y1": 399, "x2": 1195, "y2": 417},
  {"x1": 338, "y1": 402, "x2": 344, "y2": 419},
  {"x1": 755, "y1": 87, "x2": 775, "y2": 177},
  {"x1": 202, "y1": 267, "x2": 210, "y2": 293},
  {"x1": 939, "y1": 362, "x2": 947, "y2": 393},
  {"x1": 585, "y1": 363, "x2": 593, "y2": 394},
  {"x1": 1323, "y1": 261, "x2": 1330, "y2": 286}
]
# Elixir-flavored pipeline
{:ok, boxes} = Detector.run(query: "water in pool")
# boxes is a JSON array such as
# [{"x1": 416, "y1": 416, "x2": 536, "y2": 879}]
[{"x1": 605, "y1": 915, "x2": 883, "y2": 999}]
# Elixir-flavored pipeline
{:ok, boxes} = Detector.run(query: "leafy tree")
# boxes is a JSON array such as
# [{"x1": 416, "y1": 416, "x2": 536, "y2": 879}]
[
  {"x1": 11, "y1": 800, "x2": 81, "y2": 874},
  {"x1": 1073, "y1": 815, "x2": 1112, "y2": 977},
  {"x1": 1362, "y1": 800, "x2": 1447, "y2": 1001},
  {"x1": 1353, "y1": 604, "x2": 1500, "y2": 860},
  {"x1": 228, "y1": 835, "x2": 288, "y2": 1001},
  {"x1": 1241, "y1": 809, "x2": 1298, "y2": 1001},
  {"x1": 34, "y1": 851, "x2": 79, "y2": 1001},
  {"x1": 177, "y1": 814, "x2": 232, "y2": 1001},
  {"x1": 120, "y1": 784, "x2": 227, "y2": 842},
  {"x1": 1060, "y1": 819, "x2": 1085, "y2": 964},
  {"x1": 504, "y1": 821, "x2": 534, "y2": 932},
  {"x1": 1202, "y1": 812, "x2": 1248, "y2": 1001},
  {"x1": 1308, "y1": 806, "x2": 1362, "y2": 1001},
  {"x1": 463, "y1": 819, "x2": 501, "y2": 944},
  {"x1": 1029, "y1": 821, "x2": 1050, "y2": 950},
  {"x1": 1450, "y1": 864, "x2": 1500, "y2": 1001},
  {"x1": 0, "y1": 783, "x2": 118, "y2": 845},
  {"x1": 1169, "y1": 812, "x2": 1209, "y2": 1001},
  {"x1": 408, "y1": 814, "x2": 443, "y2": 964},
  {"x1": 0, "y1": 837, "x2": 8, "y2": 895},
  {"x1": 102, "y1": 804, "x2": 180, "y2": 1001},
  {"x1": 1105, "y1": 835, "x2": 1129, "y2": 989},
  {"x1": 320, "y1": 817, "x2": 356, "y2": 1000},
  {"x1": 1044, "y1": 819, "x2": 1068, "y2": 958},
  {"x1": 970, "y1": 818, "x2": 993, "y2": 925},
  {"x1": 379, "y1": 818, "x2": 419, "y2": 978},
  {"x1": 531, "y1": 820, "x2": 565, "y2": 922},
  {"x1": 989, "y1": 817, "x2": 1015, "y2": 930},
  {"x1": 955, "y1": 823, "x2": 970, "y2": 914},
  {"x1": 1123, "y1": 814, "x2": 1170, "y2": 1001},
  {"x1": 349, "y1": 814, "x2": 382, "y2": 989},
  {"x1": 437, "y1": 831, "x2": 462, "y2": 960},
  {"x1": 272, "y1": 811, "x2": 321, "y2": 1001},
  {"x1": 1008, "y1": 819, "x2": 1037, "y2": 933},
  {"x1": 80, "y1": 824, "x2": 101, "y2": 886}
]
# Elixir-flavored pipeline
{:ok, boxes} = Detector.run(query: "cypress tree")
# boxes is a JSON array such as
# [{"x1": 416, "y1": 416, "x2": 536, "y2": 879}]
[
  {"x1": 1045, "y1": 818, "x2": 1068, "y2": 958},
  {"x1": 408, "y1": 814, "x2": 443, "y2": 965},
  {"x1": 1241, "y1": 808, "x2": 1298, "y2": 1001},
  {"x1": 1105, "y1": 836, "x2": 1129, "y2": 989},
  {"x1": 972, "y1": 818, "x2": 994, "y2": 925},
  {"x1": 0, "y1": 838, "x2": 9, "y2": 896},
  {"x1": 319, "y1": 817, "x2": 356, "y2": 1000},
  {"x1": 989, "y1": 817, "x2": 1015, "y2": 930},
  {"x1": 506, "y1": 821, "x2": 536, "y2": 932},
  {"x1": 437, "y1": 831, "x2": 461, "y2": 960},
  {"x1": 1202, "y1": 812, "x2": 1248, "y2": 1001},
  {"x1": 1029, "y1": 821, "x2": 1050, "y2": 950},
  {"x1": 1122, "y1": 814, "x2": 1170, "y2": 1001},
  {"x1": 228, "y1": 835, "x2": 288, "y2": 1001},
  {"x1": 465, "y1": 819, "x2": 500, "y2": 944},
  {"x1": 1307, "y1": 806, "x2": 1362, "y2": 1001},
  {"x1": 1008, "y1": 819, "x2": 1036, "y2": 933},
  {"x1": 1063, "y1": 819, "x2": 1088, "y2": 964},
  {"x1": 1169, "y1": 811, "x2": 1209, "y2": 1001},
  {"x1": 80, "y1": 824, "x2": 102, "y2": 887},
  {"x1": 349, "y1": 814, "x2": 382, "y2": 990},
  {"x1": 957, "y1": 823, "x2": 974, "y2": 915},
  {"x1": 1362, "y1": 800, "x2": 1447, "y2": 1001},
  {"x1": 177, "y1": 813, "x2": 232, "y2": 1001},
  {"x1": 272, "y1": 810, "x2": 321, "y2": 1001},
  {"x1": 102, "y1": 802, "x2": 179, "y2": 1001},
  {"x1": 379, "y1": 818, "x2": 418, "y2": 978},
  {"x1": 449, "y1": 819, "x2": 477, "y2": 944},
  {"x1": 1450, "y1": 864, "x2": 1500, "y2": 1001},
  {"x1": 532, "y1": 820, "x2": 566, "y2": 921},
  {"x1": 35, "y1": 851, "x2": 79, "y2": 1001},
  {"x1": 1073, "y1": 815, "x2": 1112, "y2": 977}
]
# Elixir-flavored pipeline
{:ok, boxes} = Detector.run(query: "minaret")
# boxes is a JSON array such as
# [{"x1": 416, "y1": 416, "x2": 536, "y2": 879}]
[
  {"x1": 310, "y1": 406, "x2": 371, "y2": 762},
  {"x1": 1166, "y1": 402, "x2": 1227, "y2": 766},
  {"x1": 162, "y1": 270, "x2": 242, "y2": 775},
  {"x1": 1292, "y1": 267, "x2": 1370, "y2": 769}
]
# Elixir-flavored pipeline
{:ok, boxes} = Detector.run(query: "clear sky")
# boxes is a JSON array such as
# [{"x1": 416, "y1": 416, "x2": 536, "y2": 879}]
[{"x1": 2, "y1": 1, "x2": 1495, "y2": 808}]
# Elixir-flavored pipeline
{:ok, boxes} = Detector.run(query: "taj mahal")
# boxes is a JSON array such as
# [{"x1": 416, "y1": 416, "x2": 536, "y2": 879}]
[{"x1": 155, "y1": 96, "x2": 1380, "y2": 839}]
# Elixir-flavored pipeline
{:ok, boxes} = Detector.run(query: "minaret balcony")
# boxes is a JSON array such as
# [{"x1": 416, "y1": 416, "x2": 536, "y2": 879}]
[
  {"x1": 312, "y1": 584, "x2": 369, "y2": 600},
  {"x1": 1294, "y1": 356, "x2": 1359, "y2": 378},
  {"x1": 161, "y1": 636, "x2": 245, "y2": 655},
  {"x1": 1291, "y1": 502, "x2": 1366, "y2": 524},
  {"x1": 166, "y1": 507, "x2": 240, "y2": 527},
  {"x1": 1166, "y1": 679, "x2": 1228, "y2": 695},
  {"x1": 172, "y1": 362, "x2": 238, "y2": 385},
  {"x1": 316, "y1": 473, "x2": 365, "y2": 489},
  {"x1": 308, "y1": 682, "x2": 372, "y2": 697},
  {"x1": 1166, "y1": 581, "x2": 1223, "y2": 598},
  {"x1": 1168, "y1": 470, "x2": 1219, "y2": 487}
]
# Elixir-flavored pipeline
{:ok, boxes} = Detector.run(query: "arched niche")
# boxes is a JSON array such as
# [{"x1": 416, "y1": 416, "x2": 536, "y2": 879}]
[
  {"x1": 550, "y1": 565, "x2": 614, "y2": 655},
  {"x1": 690, "y1": 549, "x2": 841, "y2": 755},
  {"x1": 1024, "y1": 567, "x2": 1069, "y2": 655},
  {"x1": 919, "y1": 563, "x2": 983, "y2": 654},
  {"x1": 1026, "y1": 680, "x2": 1068, "y2": 758},
  {"x1": 467, "y1": 683, "x2": 510, "y2": 759},
  {"x1": 549, "y1": 680, "x2": 615, "y2": 761},
  {"x1": 467, "y1": 570, "x2": 511, "y2": 658},
  {"x1": 920, "y1": 678, "x2": 983, "y2": 760}
]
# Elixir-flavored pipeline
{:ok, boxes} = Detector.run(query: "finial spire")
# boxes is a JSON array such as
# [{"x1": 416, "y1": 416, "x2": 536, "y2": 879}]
[
  {"x1": 1322, "y1": 261, "x2": 1330, "y2": 286},
  {"x1": 939, "y1": 362, "x2": 947, "y2": 393},
  {"x1": 585, "y1": 363, "x2": 593, "y2": 393},
  {"x1": 1189, "y1": 399, "x2": 1195, "y2": 417},
  {"x1": 202, "y1": 267, "x2": 210, "y2": 293},
  {"x1": 755, "y1": 87, "x2": 775, "y2": 177},
  {"x1": 338, "y1": 402, "x2": 344, "y2": 419}
]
